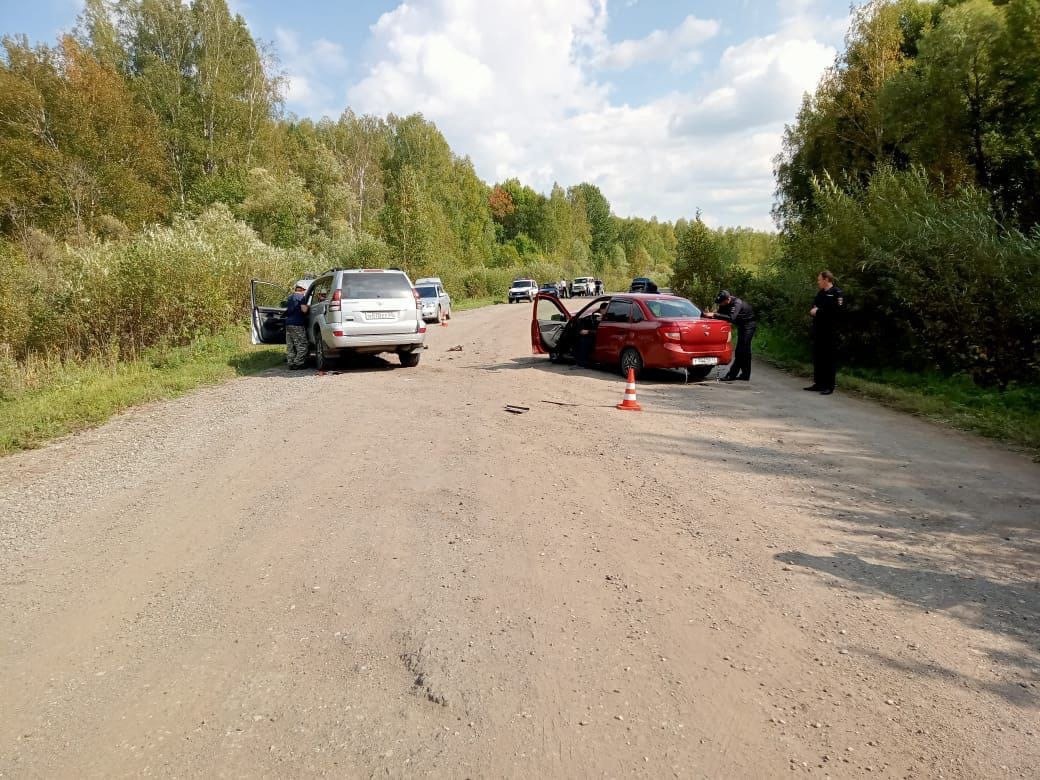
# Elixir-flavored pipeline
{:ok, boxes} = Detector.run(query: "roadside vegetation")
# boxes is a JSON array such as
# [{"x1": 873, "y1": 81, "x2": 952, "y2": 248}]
[
  {"x1": 670, "y1": 0, "x2": 1040, "y2": 453},
  {"x1": 0, "y1": 0, "x2": 1037, "y2": 454}
]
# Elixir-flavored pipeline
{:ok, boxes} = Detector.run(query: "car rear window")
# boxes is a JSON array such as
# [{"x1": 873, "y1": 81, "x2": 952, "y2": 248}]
[
  {"x1": 645, "y1": 298, "x2": 701, "y2": 318},
  {"x1": 340, "y1": 272, "x2": 413, "y2": 299},
  {"x1": 416, "y1": 285, "x2": 438, "y2": 298}
]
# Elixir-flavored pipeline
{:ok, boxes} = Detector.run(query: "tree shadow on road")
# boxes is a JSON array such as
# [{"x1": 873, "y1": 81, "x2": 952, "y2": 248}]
[
  {"x1": 626, "y1": 398, "x2": 1040, "y2": 677},
  {"x1": 467, "y1": 355, "x2": 718, "y2": 386}
]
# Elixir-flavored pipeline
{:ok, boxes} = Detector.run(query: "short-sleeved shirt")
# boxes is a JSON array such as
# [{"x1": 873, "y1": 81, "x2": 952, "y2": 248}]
[{"x1": 285, "y1": 292, "x2": 307, "y2": 327}]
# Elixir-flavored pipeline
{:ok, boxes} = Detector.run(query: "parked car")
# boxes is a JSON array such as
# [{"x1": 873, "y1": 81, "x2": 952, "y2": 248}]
[
  {"x1": 629, "y1": 277, "x2": 658, "y2": 293},
  {"x1": 415, "y1": 280, "x2": 452, "y2": 323},
  {"x1": 250, "y1": 268, "x2": 427, "y2": 369},
  {"x1": 530, "y1": 292, "x2": 732, "y2": 380},
  {"x1": 539, "y1": 282, "x2": 561, "y2": 297},
  {"x1": 508, "y1": 278, "x2": 538, "y2": 303},
  {"x1": 570, "y1": 276, "x2": 595, "y2": 296}
]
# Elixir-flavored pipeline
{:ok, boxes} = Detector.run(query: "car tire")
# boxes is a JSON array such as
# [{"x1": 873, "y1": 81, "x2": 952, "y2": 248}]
[
  {"x1": 620, "y1": 347, "x2": 643, "y2": 379},
  {"x1": 399, "y1": 351, "x2": 421, "y2": 368},
  {"x1": 436, "y1": 305, "x2": 443, "y2": 322},
  {"x1": 314, "y1": 330, "x2": 330, "y2": 371},
  {"x1": 688, "y1": 365, "x2": 714, "y2": 381},
  {"x1": 445, "y1": 306, "x2": 452, "y2": 320}
]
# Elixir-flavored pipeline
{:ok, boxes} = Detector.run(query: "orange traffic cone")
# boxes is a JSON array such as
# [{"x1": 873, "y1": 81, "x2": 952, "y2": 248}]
[{"x1": 616, "y1": 368, "x2": 642, "y2": 411}]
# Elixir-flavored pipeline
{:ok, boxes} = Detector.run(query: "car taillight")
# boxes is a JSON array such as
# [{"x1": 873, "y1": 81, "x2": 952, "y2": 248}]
[
  {"x1": 413, "y1": 288, "x2": 421, "y2": 308},
  {"x1": 662, "y1": 329, "x2": 681, "y2": 340},
  {"x1": 418, "y1": 324, "x2": 427, "y2": 334},
  {"x1": 330, "y1": 288, "x2": 341, "y2": 312}
]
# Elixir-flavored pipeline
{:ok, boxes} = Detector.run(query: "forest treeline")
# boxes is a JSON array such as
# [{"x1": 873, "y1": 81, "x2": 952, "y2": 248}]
[
  {"x1": 1, "y1": 0, "x2": 1038, "y2": 391},
  {"x1": 0, "y1": 0, "x2": 740, "y2": 376}
]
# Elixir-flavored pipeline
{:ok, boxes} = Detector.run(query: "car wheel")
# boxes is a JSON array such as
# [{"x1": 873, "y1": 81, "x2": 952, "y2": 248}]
[
  {"x1": 437, "y1": 305, "x2": 443, "y2": 322},
  {"x1": 445, "y1": 306, "x2": 452, "y2": 320},
  {"x1": 688, "y1": 365, "x2": 714, "y2": 381},
  {"x1": 619, "y1": 347, "x2": 643, "y2": 379},
  {"x1": 399, "y1": 351, "x2": 421, "y2": 368},
  {"x1": 314, "y1": 330, "x2": 330, "y2": 370}
]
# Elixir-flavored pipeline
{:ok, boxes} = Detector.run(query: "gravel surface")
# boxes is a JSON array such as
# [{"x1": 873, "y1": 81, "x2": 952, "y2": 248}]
[{"x1": 1, "y1": 301, "x2": 1038, "y2": 777}]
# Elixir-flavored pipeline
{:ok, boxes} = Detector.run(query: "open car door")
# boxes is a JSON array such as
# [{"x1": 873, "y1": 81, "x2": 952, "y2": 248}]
[
  {"x1": 531, "y1": 293, "x2": 570, "y2": 355},
  {"x1": 251, "y1": 279, "x2": 289, "y2": 345}
]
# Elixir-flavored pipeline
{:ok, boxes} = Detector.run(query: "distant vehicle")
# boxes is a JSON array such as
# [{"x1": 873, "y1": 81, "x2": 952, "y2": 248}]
[
  {"x1": 415, "y1": 281, "x2": 452, "y2": 323},
  {"x1": 530, "y1": 292, "x2": 732, "y2": 380},
  {"x1": 570, "y1": 277, "x2": 595, "y2": 296},
  {"x1": 251, "y1": 268, "x2": 426, "y2": 370},
  {"x1": 539, "y1": 282, "x2": 561, "y2": 296},
  {"x1": 629, "y1": 277, "x2": 658, "y2": 293},
  {"x1": 508, "y1": 278, "x2": 538, "y2": 303}
]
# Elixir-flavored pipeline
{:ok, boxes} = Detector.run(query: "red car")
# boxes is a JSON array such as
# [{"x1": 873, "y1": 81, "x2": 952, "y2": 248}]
[{"x1": 531, "y1": 293, "x2": 733, "y2": 380}]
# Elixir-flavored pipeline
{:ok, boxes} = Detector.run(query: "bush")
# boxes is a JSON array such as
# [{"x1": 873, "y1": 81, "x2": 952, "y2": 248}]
[
  {"x1": 766, "y1": 168, "x2": 1040, "y2": 386},
  {"x1": 0, "y1": 206, "x2": 311, "y2": 363}
]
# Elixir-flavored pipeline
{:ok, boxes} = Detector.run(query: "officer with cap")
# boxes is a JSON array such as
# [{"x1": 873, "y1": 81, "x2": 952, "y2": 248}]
[
  {"x1": 285, "y1": 279, "x2": 311, "y2": 370},
  {"x1": 707, "y1": 290, "x2": 757, "y2": 381}
]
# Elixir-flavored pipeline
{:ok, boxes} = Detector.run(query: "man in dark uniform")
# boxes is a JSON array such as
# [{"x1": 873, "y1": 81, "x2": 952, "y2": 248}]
[
  {"x1": 708, "y1": 290, "x2": 757, "y2": 381},
  {"x1": 573, "y1": 301, "x2": 607, "y2": 367},
  {"x1": 805, "y1": 270, "x2": 844, "y2": 394}
]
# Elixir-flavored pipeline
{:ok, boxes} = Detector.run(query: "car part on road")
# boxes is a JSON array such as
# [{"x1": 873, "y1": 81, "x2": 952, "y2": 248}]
[{"x1": 504, "y1": 404, "x2": 530, "y2": 414}]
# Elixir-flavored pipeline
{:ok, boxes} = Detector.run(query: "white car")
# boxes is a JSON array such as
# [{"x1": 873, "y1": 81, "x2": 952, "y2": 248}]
[{"x1": 508, "y1": 279, "x2": 538, "y2": 303}]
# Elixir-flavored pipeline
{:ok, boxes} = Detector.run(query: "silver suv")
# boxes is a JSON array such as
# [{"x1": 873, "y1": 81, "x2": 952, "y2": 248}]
[
  {"x1": 250, "y1": 269, "x2": 427, "y2": 369},
  {"x1": 414, "y1": 278, "x2": 452, "y2": 323}
]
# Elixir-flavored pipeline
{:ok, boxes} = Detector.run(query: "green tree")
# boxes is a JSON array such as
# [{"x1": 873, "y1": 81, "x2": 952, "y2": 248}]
[
  {"x1": 568, "y1": 183, "x2": 615, "y2": 267},
  {"x1": 236, "y1": 167, "x2": 315, "y2": 248}
]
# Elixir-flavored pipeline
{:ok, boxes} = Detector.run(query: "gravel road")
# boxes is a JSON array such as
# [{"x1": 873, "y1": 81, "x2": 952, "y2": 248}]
[{"x1": 1, "y1": 301, "x2": 1038, "y2": 778}]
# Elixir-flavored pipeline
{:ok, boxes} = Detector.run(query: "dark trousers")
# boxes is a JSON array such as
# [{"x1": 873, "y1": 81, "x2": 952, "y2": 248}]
[
  {"x1": 575, "y1": 331, "x2": 597, "y2": 367},
  {"x1": 725, "y1": 322, "x2": 757, "y2": 379},
  {"x1": 813, "y1": 329, "x2": 838, "y2": 390}
]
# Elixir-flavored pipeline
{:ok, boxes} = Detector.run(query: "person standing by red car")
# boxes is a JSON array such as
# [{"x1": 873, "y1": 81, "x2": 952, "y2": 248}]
[{"x1": 707, "y1": 290, "x2": 757, "y2": 381}]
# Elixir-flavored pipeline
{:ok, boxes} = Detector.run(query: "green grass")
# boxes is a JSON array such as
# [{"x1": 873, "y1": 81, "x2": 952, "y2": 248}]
[
  {"x1": 453, "y1": 296, "x2": 503, "y2": 311},
  {"x1": 755, "y1": 325, "x2": 1040, "y2": 457},
  {"x1": 0, "y1": 328, "x2": 284, "y2": 455}
]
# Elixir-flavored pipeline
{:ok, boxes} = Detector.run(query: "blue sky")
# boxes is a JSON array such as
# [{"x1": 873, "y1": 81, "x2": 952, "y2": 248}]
[{"x1": 4, "y1": 0, "x2": 856, "y2": 228}]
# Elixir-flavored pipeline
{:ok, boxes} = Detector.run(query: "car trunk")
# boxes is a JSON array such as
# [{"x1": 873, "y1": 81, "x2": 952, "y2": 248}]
[{"x1": 660, "y1": 317, "x2": 731, "y2": 348}]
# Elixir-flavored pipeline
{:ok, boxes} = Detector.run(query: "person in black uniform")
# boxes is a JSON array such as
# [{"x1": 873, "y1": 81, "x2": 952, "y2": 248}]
[
  {"x1": 707, "y1": 290, "x2": 757, "y2": 381},
  {"x1": 573, "y1": 301, "x2": 607, "y2": 367},
  {"x1": 805, "y1": 270, "x2": 844, "y2": 394}
]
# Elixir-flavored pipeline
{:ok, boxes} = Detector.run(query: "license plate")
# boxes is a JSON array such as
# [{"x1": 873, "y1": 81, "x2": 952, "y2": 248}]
[
  {"x1": 365, "y1": 311, "x2": 395, "y2": 320},
  {"x1": 691, "y1": 357, "x2": 718, "y2": 366}
]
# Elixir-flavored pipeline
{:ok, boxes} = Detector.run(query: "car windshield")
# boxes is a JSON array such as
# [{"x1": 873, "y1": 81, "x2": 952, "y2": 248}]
[
  {"x1": 514, "y1": 280, "x2": 534, "y2": 288},
  {"x1": 416, "y1": 285, "x2": 438, "y2": 299},
  {"x1": 340, "y1": 272, "x2": 413, "y2": 299},
  {"x1": 645, "y1": 298, "x2": 702, "y2": 318}
]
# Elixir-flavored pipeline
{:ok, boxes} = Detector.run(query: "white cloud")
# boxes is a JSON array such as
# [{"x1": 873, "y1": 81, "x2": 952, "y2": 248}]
[
  {"x1": 275, "y1": 27, "x2": 350, "y2": 119},
  {"x1": 343, "y1": 0, "x2": 843, "y2": 229},
  {"x1": 595, "y1": 14, "x2": 721, "y2": 71}
]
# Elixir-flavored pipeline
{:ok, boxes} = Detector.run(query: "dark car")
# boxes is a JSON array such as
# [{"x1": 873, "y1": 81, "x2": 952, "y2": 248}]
[
  {"x1": 530, "y1": 292, "x2": 732, "y2": 380},
  {"x1": 539, "y1": 283, "x2": 561, "y2": 297},
  {"x1": 629, "y1": 277, "x2": 658, "y2": 293}
]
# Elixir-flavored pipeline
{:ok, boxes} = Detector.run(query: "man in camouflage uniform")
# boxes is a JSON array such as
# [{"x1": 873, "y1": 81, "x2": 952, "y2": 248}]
[{"x1": 285, "y1": 280, "x2": 311, "y2": 370}]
